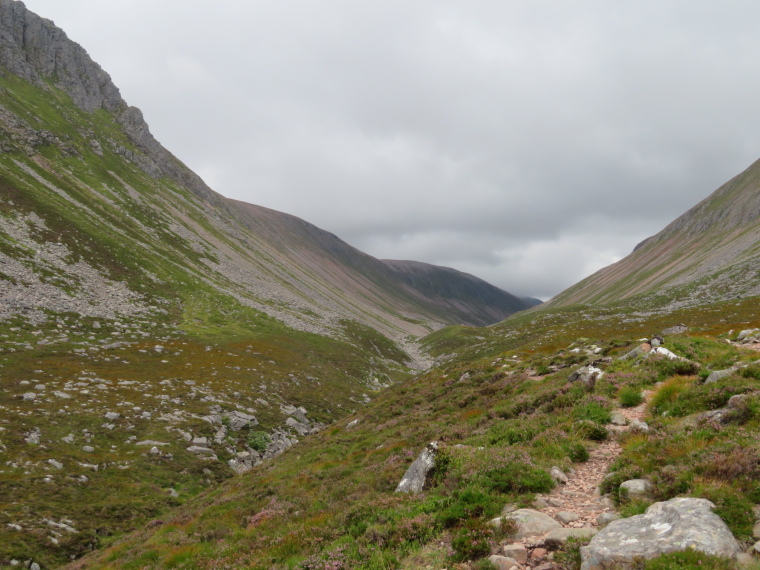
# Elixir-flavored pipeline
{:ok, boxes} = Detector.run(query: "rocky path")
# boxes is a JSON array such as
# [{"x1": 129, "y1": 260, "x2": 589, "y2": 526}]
[{"x1": 539, "y1": 392, "x2": 651, "y2": 530}]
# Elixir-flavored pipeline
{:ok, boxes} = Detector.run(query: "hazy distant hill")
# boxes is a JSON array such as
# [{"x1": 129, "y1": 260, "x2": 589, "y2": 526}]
[{"x1": 545, "y1": 157, "x2": 760, "y2": 309}]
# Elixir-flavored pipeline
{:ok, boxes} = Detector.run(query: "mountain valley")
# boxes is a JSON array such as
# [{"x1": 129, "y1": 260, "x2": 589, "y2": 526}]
[{"x1": 1, "y1": 2, "x2": 760, "y2": 570}]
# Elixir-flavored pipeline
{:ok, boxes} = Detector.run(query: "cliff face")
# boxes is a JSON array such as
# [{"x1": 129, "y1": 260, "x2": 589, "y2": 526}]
[
  {"x1": 0, "y1": 0, "x2": 123, "y2": 112},
  {"x1": 546, "y1": 157, "x2": 760, "y2": 309}
]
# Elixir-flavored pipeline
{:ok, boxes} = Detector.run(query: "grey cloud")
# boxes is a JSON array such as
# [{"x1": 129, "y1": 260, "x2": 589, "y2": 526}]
[{"x1": 23, "y1": 0, "x2": 760, "y2": 298}]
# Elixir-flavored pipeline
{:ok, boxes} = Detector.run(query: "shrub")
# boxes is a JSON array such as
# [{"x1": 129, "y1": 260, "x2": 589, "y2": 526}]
[
  {"x1": 567, "y1": 442, "x2": 590, "y2": 463},
  {"x1": 436, "y1": 488, "x2": 496, "y2": 528},
  {"x1": 619, "y1": 387, "x2": 644, "y2": 408},
  {"x1": 481, "y1": 463, "x2": 554, "y2": 494},
  {"x1": 450, "y1": 520, "x2": 494, "y2": 562},
  {"x1": 650, "y1": 376, "x2": 694, "y2": 415},
  {"x1": 573, "y1": 402, "x2": 612, "y2": 424},
  {"x1": 248, "y1": 430, "x2": 271, "y2": 453},
  {"x1": 740, "y1": 365, "x2": 760, "y2": 380},
  {"x1": 574, "y1": 420, "x2": 608, "y2": 441}
]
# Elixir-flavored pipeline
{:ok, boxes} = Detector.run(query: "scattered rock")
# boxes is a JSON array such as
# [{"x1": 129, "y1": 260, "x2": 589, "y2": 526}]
[
  {"x1": 629, "y1": 419, "x2": 649, "y2": 433},
  {"x1": 492, "y1": 509, "x2": 562, "y2": 539},
  {"x1": 187, "y1": 446, "x2": 215, "y2": 455},
  {"x1": 619, "y1": 479, "x2": 651, "y2": 499},
  {"x1": 550, "y1": 467, "x2": 568, "y2": 484},
  {"x1": 502, "y1": 544, "x2": 528, "y2": 563},
  {"x1": 580, "y1": 498, "x2": 741, "y2": 569},
  {"x1": 705, "y1": 368, "x2": 738, "y2": 384},
  {"x1": 662, "y1": 324, "x2": 688, "y2": 335},
  {"x1": 48, "y1": 459, "x2": 63, "y2": 470},
  {"x1": 737, "y1": 329, "x2": 760, "y2": 341},
  {"x1": 545, "y1": 527, "x2": 597, "y2": 548},
  {"x1": 610, "y1": 412, "x2": 628, "y2": 426},
  {"x1": 104, "y1": 412, "x2": 120, "y2": 421},
  {"x1": 569, "y1": 366, "x2": 604, "y2": 391},
  {"x1": 395, "y1": 441, "x2": 438, "y2": 494},
  {"x1": 82, "y1": 446, "x2": 94, "y2": 453},
  {"x1": 488, "y1": 555, "x2": 518, "y2": 570},
  {"x1": 556, "y1": 511, "x2": 580, "y2": 525},
  {"x1": 596, "y1": 512, "x2": 620, "y2": 527}
]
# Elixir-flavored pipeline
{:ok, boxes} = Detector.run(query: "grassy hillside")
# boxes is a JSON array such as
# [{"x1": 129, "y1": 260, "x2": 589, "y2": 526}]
[
  {"x1": 545, "y1": 159, "x2": 760, "y2": 310},
  {"x1": 65, "y1": 295, "x2": 760, "y2": 569}
]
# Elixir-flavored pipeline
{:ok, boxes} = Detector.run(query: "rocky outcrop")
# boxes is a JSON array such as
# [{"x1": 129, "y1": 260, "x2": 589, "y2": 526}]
[
  {"x1": 580, "y1": 498, "x2": 742, "y2": 569},
  {"x1": 395, "y1": 441, "x2": 438, "y2": 494}
]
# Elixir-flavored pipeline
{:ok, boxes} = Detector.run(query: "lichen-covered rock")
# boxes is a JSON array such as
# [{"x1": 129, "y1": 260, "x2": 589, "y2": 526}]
[
  {"x1": 491, "y1": 509, "x2": 562, "y2": 539},
  {"x1": 395, "y1": 441, "x2": 438, "y2": 494},
  {"x1": 705, "y1": 368, "x2": 738, "y2": 384},
  {"x1": 580, "y1": 498, "x2": 741, "y2": 569}
]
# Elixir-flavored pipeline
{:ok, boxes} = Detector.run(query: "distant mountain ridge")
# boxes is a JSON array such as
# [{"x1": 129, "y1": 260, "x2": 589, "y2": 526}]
[{"x1": 546, "y1": 157, "x2": 760, "y2": 308}]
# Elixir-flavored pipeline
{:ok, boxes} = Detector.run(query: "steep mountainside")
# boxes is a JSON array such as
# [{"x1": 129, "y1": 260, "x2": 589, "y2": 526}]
[
  {"x1": 0, "y1": 0, "x2": 531, "y2": 348},
  {"x1": 546, "y1": 158, "x2": 760, "y2": 309}
]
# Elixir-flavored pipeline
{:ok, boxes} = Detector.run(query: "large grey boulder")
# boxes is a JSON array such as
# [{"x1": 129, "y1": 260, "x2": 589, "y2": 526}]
[
  {"x1": 490, "y1": 509, "x2": 562, "y2": 539},
  {"x1": 395, "y1": 441, "x2": 438, "y2": 494},
  {"x1": 580, "y1": 498, "x2": 742, "y2": 569}
]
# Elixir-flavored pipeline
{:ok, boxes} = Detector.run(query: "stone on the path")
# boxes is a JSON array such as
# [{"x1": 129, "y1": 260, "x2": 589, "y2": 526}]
[
  {"x1": 556, "y1": 511, "x2": 580, "y2": 524},
  {"x1": 705, "y1": 368, "x2": 738, "y2": 384},
  {"x1": 619, "y1": 479, "x2": 651, "y2": 499},
  {"x1": 491, "y1": 508, "x2": 562, "y2": 539},
  {"x1": 395, "y1": 441, "x2": 438, "y2": 494},
  {"x1": 488, "y1": 555, "x2": 518, "y2": 570},
  {"x1": 580, "y1": 498, "x2": 741, "y2": 570},
  {"x1": 551, "y1": 466, "x2": 569, "y2": 484},
  {"x1": 629, "y1": 419, "x2": 649, "y2": 433},
  {"x1": 502, "y1": 544, "x2": 528, "y2": 563},
  {"x1": 610, "y1": 412, "x2": 628, "y2": 426},
  {"x1": 596, "y1": 512, "x2": 621, "y2": 527},
  {"x1": 545, "y1": 527, "x2": 597, "y2": 548}
]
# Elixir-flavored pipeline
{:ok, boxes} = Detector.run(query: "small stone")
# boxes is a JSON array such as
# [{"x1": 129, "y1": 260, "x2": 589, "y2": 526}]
[
  {"x1": 48, "y1": 459, "x2": 63, "y2": 470},
  {"x1": 150, "y1": 446, "x2": 160, "y2": 455},
  {"x1": 502, "y1": 544, "x2": 528, "y2": 563},
  {"x1": 596, "y1": 512, "x2": 621, "y2": 527},
  {"x1": 619, "y1": 479, "x2": 651, "y2": 499},
  {"x1": 610, "y1": 412, "x2": 628, "y2": 426},
  {"x1": 556, "y1": 511, "x2": 580, "y2": 524},
  {"x1": 22, "y1": 392, "x2": 37, "y2": 401},
  {"x1": 551, "y1": 466, "x2": 569, "y2": 484},
  {"x1": 104, "y1": 412, "x2": 120, "y2": 421},
  {"x1": 531, "y1": 547, "x2": 547, "y2": 560},
  {"x1": 82, "y1": 446, "x2": 94, "y2": 453},
  {"x1": 753, "y1": 521, "x2": 760, "y2": 539},
  {"x1": 544, "y1": 527, "x2": 597, "y2": 548},
  {"x1": 488, "y1": 555, "x2": 518, "y2": 570}
]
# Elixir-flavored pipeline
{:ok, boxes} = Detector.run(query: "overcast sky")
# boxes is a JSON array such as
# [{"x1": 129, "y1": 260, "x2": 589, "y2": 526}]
[{"x1": 22, "y1": 0, "x2": 760, "y2": 299}]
